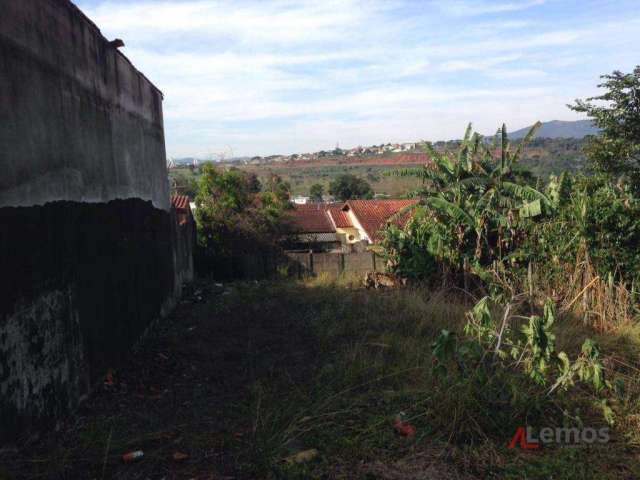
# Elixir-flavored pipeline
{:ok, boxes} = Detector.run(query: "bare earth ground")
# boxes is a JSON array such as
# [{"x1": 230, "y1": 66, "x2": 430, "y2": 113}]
[{"x1": 1, "y1": 278, "x2": 638, "y2": 479}]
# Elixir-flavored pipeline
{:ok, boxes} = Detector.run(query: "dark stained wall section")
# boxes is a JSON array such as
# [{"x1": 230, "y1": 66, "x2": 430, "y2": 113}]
[
  {"x1": 0, "y1": 0, "x2": 179, "y2": 441},
  {"x1": 0, "y1": 200, "x2": 175, "y2": 438}
]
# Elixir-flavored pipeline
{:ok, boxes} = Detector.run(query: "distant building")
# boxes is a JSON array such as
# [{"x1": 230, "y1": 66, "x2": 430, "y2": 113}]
[
  {"x1": 284, "y1": 199, "x2": 418, "y2": 251},
  {"x1": 339, "y1": 199, "x2": 417, "y2": 243},
  {"x1": 326, "y1": 204, "x2": 361, "y2": 245},
  {"x1": 292, "y1": 196, "x2": 310, "y2": 204},
  {"x1": 285, "y1": 203, "x2": 341, "y2": 251}
]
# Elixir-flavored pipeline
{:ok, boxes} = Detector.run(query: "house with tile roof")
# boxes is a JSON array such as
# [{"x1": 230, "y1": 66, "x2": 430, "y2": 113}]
[
  {"x1": 285, "y1": 199, "x2": 418, "y2": 251},
  {"x1": 285, "y1": 203, "x2": 342, "y2": 251},
  {"x1": 171, "y1": 194, "x2": 192, "y2": 225},
  {"x1": 171, "y1": 194, "x2": 196, "y2": 283},
  {"x1": 324, "y1": 203, "x2": 359, "y2": 245},
  {"x1": 340, "y1": 199, "x2": 418, "y2": 243}
]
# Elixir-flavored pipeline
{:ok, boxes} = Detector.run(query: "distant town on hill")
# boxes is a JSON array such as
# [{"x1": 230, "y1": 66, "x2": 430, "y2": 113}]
[
  {"x1": 169, "y1": 120, "x2": 598, "y2": 168},
  {"x1": 169, "y1": 120, "x2": 594, "y2": 200}
]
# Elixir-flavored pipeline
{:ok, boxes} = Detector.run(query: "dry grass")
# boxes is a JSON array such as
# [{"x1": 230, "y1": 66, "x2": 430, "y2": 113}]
[
  {"x1": 559, "y1": 247, "x2": 637, "y2": 332},
  {"x1": 2, "y1": 276, "x2": 639, "y2": 479},
  {"x1": 511, "y1": 251, "x2": 636, "y2": 334}
]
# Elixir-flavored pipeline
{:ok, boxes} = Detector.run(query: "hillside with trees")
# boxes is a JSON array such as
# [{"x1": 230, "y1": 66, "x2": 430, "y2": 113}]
[
  {"x1": 170, "y1": 137, "x2": 589, "y2": 200},
  {"x1": 509, "y1": 119, "x2": 599, "y2": 139}
]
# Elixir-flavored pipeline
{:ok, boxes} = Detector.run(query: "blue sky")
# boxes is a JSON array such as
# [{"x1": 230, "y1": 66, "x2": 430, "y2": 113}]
[{"x1": 76, "y1": 0, "x2": 640, "y2": 158}]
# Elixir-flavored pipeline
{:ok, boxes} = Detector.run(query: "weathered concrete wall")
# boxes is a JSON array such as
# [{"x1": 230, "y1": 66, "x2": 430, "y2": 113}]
[
  {"x1": 286, "y1": 251, "x2": 381, "y2": 277},
  {"x1": 173, "y1": 210, "x2": 196, "y2": 286},
  {"x1": 0, "y1": 0, "x2": 169, "y2": 210},
  {"x1": 0, "y1": 0, "x2": 178, "y2": 441},
  {"x1": 195, "y1": 251, "x2": 379, "y2": 281}
]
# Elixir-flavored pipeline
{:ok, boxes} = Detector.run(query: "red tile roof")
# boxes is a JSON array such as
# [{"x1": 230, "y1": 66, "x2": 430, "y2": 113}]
[
  {"x1": 171, "y1": 195, "x2": 192, "y2": 226},
  {"x1": 286, "y1": 203, "x2": 336, "y2": 233},
  {"x1": 286, "y1": 199, "x2": 419, "y2": 242},
  {"x1": 327, "y1": 204, "x2": 353, "y2": 228},
  {"x1": 171, "y1": 194, "x2": 190, "y2": 211},
  {"x1": 343, "y1": 199, "x2": 418, "y2": 240}
]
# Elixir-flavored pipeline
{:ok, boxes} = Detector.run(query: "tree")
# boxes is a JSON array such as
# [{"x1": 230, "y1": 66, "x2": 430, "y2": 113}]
[
  {"x1": 194, "y1": 165, "x2": 291, "y2": 275},
  {"x1": 309, "y1": 183, "x2": 324, "y2": 202},
  {"x1": 384, "y1": 123, "x2": 549, "y2": 279},
  {"x1": 170, "y1": 171, "x2": 198, "y2": 197},
  {"x1": 196, "y1": 165, "x2": 259, "y2": 215},
  {"x1": 328, "y1": 174, "x2": 373, "y2": 201},
  {"x1": 263, "y1": 173, "x2": 291, "y2": 204},
  {"x1": 569, "y1": 66, "x2": 640, "y2": 189}
]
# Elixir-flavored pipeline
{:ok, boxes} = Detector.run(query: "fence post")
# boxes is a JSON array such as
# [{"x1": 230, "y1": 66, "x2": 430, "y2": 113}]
[
  {"x1": 308, "y1": 250, "x2": 314, "y2": 275},
  {"x1": 372, "y1": 252, "x2": 377, "y2": 272}
]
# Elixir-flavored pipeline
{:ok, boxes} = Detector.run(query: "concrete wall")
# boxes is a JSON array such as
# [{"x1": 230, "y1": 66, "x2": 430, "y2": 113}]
[
  {"x1": 285, "y1": 251, "x2": 381, "y2": 277},
  {"x1": 173, "y1": 210, "x2": 196, "y2": 286},
  {"x1": 0, "y1": 0, "x2": 179, "y2": 440},
  {"x1": 0, "y1": 0, "x2": 169, "y2": 210},
  {"x1": 196, "y1": 251, "x2": 378, "y2": 281}
]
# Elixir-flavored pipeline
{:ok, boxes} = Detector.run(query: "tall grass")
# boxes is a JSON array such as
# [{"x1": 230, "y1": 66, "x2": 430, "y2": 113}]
[
  {"x1": 503, "y1": 254, "x2": 637, "y2": 333},
  {"x1": 226, "y1": 277, "x2": 640, "y2": 478}
]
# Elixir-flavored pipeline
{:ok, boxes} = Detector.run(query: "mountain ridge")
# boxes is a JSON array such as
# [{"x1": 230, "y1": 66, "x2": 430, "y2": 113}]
[{"x1": 506, "y1": 119, "x2": 599, "y2": 140}]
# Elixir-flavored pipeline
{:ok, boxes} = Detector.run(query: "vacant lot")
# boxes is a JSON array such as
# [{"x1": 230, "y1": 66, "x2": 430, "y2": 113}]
[{"x1": 3, "y1": 277, "x2": 639, "y2": 479}]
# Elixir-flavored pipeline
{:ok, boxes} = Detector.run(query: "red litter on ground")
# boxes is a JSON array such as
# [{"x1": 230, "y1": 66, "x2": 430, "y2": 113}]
[
  {"x1": 104, "y1": 370, "x2": 115, "y2": 386},
  {"x1": 122, "y1": 450, "x2": 144, "y2": 463},
  {"x1": 393, "y1": 418, "x2": 416, "y2": 437}
]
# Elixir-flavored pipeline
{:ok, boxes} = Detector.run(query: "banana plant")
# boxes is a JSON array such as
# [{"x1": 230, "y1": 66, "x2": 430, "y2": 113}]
[{"x1": 385, "y1": 122, "x2": 552, "y2": 278}]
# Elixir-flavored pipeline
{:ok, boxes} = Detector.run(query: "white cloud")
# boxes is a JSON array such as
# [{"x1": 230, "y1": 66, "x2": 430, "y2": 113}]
[
  {"x1": 439, "y1": 54, "x2": 522, "y2": 72},
  {"x1": 432, "y1": 0, "x2": 545, "y2": 16},
  {"x1": 86, "y1": 0, "x2": 372, "y2": 45},
  {"x1": 74, "y1": 0, "x2": 640, "y2": 157}
]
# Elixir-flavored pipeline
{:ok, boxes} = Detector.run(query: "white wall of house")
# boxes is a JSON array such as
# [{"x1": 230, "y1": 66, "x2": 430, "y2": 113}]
[
  {"x1": 336, "y1": 226, "x2": 362, "y2": 244},
  {"x1": 346, "y1": 210, "x2": 371, "y2": 243}
]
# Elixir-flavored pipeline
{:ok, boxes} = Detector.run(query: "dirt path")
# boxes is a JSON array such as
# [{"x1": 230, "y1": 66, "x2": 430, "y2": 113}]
[{"x1": 2, "y1": 282, "x2": 290, "y2": 478}]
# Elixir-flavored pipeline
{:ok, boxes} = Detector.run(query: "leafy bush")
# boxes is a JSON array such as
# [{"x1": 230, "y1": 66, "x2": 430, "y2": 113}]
[
  {"x1": 384, "y1": 123, "x2": 550, "y2": 286},
  {"x1": 383, "y1": 115, "x2": 639, "y2": 333},
  {"x1": 433, "y1": 295, "x2": 614, "y2": 426},
  {"x1": 381, "y1": 213, "x2": 437, "y2": 280},
  {"x1": 526, "y1": 174, "x2": 640, "y2": 285},
  {"x1": 194, "y1": 165, "x2": 292, "y2": 276}
]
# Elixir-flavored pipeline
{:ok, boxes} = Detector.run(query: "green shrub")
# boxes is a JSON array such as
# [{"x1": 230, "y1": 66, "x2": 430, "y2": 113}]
[{"x1": 527, "y1": 174, "x2": 640, "y2": 285}]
